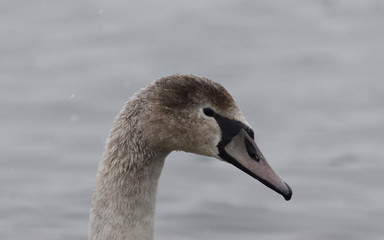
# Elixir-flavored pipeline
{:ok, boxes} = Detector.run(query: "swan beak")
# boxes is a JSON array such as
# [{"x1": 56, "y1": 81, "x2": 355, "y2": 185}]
[{"x1": 222, "y1": 129, "x2": 292, "y2": 201}]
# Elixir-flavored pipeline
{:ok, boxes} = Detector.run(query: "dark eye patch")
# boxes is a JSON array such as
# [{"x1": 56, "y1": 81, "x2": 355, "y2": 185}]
[
  {"x1": 212, "y1": 112, "x2": 258, "y2": 163},
  {"x1": 214, "y1": 115, "x2": 247, "y2": 146},
  {"x1": 203, "y1": 108, "x2": 255, "y2": 147}
]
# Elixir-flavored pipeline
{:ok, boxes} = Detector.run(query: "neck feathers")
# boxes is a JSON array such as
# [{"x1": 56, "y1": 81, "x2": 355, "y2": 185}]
[{"x1": 89, "y1": 106, "x2": 166, "y2": 240}]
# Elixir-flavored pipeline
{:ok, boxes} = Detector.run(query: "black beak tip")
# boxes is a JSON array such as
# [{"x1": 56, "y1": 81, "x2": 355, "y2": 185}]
[{"x1": 283, "y1": 182, "x2": 293, "y2": 201}]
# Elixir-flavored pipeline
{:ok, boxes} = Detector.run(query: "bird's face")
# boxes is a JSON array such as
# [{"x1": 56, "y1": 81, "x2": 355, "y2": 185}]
[
  {"x1": 145, "y1": 75, "x2": 292, "y2": 200},
  {"x1": 182, "y1": 104, "x2": 292, "y2": 201}
]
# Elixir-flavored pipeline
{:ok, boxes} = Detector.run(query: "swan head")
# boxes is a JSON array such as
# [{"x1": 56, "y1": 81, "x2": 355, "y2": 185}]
[{"x1": 138, "y1": 74, "x2": 292, "y2": 200}]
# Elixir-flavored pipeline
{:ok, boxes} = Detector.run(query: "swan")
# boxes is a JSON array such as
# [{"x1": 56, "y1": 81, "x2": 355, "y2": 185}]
[{"x1": 89, "y1": 74, "x2": 292, "y2": 240}]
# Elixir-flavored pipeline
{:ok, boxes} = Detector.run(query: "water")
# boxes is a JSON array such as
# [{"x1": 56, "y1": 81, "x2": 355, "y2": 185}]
[{"x1": 1, "y1": 1, "x2": 383, "y2": 239}]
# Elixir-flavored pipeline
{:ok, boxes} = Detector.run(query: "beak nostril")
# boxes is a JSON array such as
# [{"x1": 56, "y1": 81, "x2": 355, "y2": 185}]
[{"x1": 244, "y1": 137, "x2": 259, "y2": 161}]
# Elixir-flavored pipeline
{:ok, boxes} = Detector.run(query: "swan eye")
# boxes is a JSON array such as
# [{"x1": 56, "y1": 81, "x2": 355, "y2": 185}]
[{"x1": 203, "y1": 107, "x2": 215, "y2": 117}]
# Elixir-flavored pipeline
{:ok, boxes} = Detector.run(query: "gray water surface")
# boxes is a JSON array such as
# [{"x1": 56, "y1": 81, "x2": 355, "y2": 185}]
[{"x1": 1, "y1": 1, "x2": 384, "y2": 239}]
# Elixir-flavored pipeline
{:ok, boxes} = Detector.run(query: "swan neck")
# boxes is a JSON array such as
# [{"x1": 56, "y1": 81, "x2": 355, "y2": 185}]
[{"x1": 89, "y1": 112, "x2": 167, "y2": 240}]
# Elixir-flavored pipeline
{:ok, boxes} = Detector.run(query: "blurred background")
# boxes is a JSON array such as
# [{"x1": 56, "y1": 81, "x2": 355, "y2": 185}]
[{"x1": 1, "y1": 0, "x2": 383, "y2": 239}]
